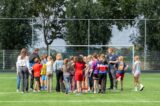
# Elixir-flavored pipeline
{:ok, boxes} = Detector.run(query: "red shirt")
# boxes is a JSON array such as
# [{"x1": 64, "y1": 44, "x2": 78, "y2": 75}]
[
  {"x1": 33, "y1": 63, "x2": 42, "y2": 77},
  {"x1": 75, "y1": 62, "x2": 85, "y2": 75}
]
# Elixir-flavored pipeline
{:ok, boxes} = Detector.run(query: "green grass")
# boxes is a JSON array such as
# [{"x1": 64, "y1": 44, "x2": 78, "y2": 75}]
[{"x1": 0, "y1": 73, "x2": 160, "y2": 106}]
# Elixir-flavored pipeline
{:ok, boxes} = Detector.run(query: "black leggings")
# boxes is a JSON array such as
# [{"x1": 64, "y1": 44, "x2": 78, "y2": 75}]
[
  {"x1": 56, "y1": 70, "x2": 64, "y2": 92},
  {"x1": 98, "y1": 74, "x2": 107, "y2": 92}
]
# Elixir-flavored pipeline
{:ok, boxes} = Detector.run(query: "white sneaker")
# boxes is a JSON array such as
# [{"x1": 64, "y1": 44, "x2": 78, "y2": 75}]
[
  {"x1": 16, "y1": 89, "x2": 19, "y2": 92},
  {"x1": 94, "y1": 91, "x2": 97, "y2": 94},
  {"x1": 140, "y1": 84, "x2": 144, "y2": 91},
  {"x1": 134, "y1": 87, "x2": 138, "y2": 91}
]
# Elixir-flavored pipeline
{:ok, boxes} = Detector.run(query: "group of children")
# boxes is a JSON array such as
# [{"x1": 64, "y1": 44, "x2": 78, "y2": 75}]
[{"x1": 16, "y1": 48, "x2": 144, "y2": 94}]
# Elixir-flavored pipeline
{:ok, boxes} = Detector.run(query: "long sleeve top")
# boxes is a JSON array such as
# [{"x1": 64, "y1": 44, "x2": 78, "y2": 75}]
[{"x1": 16, "y1": 56, "x2": 30, "y2": 71}]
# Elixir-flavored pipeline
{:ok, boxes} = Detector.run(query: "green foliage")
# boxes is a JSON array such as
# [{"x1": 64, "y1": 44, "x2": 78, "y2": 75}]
[
  {"x1": 30, "y1": 0, "x2": 66, "y2": 50},
  {"x1": 66, "y1": 0, "x2": 140, "y2": 46},
  {"x1": 130, "y1": 0, "x2": 160, "y2": 51},
  {"x1": 0, "y1": 0, "x2": 33, "y2": 49}
]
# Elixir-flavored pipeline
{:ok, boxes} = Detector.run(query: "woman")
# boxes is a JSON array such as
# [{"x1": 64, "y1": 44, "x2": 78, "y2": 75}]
[{"x1": 16, "y1": 48, "x2": 30, "y2": 93}]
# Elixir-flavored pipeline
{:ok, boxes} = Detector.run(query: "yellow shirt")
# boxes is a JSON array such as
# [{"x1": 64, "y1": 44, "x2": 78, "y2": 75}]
[{"x1": 41, "y1": 64, "x2": 47, "y2": 75}]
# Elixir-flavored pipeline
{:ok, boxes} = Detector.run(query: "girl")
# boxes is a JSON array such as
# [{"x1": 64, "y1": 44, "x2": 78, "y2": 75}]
[
  {"x1": 82, "y1": 56, "x2": 88, "y2": 92},
  {"x1": 132, "y1": 55, "x2": 144, "y2": 91},
  {"x1": 46, "y1": 56, "x2": 54, "y2": 93},
  {"x1": 92, "y1": 53, "x2": 99, "y2": 94},
  {"x1": 115, "y1": 56, "x2": 128, "y2": 91},
  {"x1": 32, "y1": 58, "x2": 42, "y2": 92},
  {"x1": 74, "y1": 56, "x2": 86, "y2": 95},
  {"x1": 97, "y1": 54, "x2": 108, "y2": 93},
  {"x1": 87, "y1": 55, "x2": 93, "y2": 92},
  {"x1": 62, "y1": 58, "x2": 71, "y2": 94},
  {"x1": 40, "y1": 54, "x2": 47, "y2": 90},
  {"x1": 53, "y1": 53, "x2": 64, "y2": 92}
]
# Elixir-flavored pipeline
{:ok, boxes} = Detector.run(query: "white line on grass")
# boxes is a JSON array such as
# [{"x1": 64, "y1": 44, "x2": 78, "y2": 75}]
[{"x1": 0, "y1": 100, "x2": 160, "y2": 103}]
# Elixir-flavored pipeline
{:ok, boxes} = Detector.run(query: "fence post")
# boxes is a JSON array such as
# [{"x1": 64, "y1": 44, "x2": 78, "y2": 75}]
[
  {"x1": 88, "y1": 19, "x2": 90, "y2": 55},
  {"x1": 3, "y1": 50, "x2": 5, "y2": 71},
  {"x1": 144, "y1": 19, "x2": 147, "y2": 70},
  {"x1": 132, "y1": 45, "x2": 135, "y2": 67}
]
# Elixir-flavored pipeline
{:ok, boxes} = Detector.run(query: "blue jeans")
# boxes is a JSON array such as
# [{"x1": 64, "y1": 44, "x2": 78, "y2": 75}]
[
  {"x1": 17, "y1": 73, "x2": 21, "y2": 90},
  {"x1": 63, "y1": 75, "x2": 70, "y2": 93}
]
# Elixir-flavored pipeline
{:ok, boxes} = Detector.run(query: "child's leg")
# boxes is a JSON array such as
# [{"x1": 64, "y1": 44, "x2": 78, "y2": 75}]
[
  {"x1": 37, "y1": 79, "x2": 40, "y2": 91},
  {"x1": 93, "y1": 79, "x2": 96, "y2": 93},
  {"x1": 120, "y1": 80, "x2": 123, "y2": 90},
  {"x1": 34, "y1": 81, "x2": 37, "y2": 91}
]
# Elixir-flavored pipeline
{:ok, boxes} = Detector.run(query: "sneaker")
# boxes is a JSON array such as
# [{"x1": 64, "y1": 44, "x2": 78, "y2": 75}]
[
  {"x1": 140, "y1": 85, "x2": 144, "y2": 91},
  {"x1": 16, "y1": 89, "x2": 19, "y2": 92},
  {"x1": 33, "y1": 90, "x2": 37, "y2": 92},
  {"x1": 134, "y1": 87, "x2": 138, "y2": 91},
  {"x1": 94, "y1": 91, "x2": 97, "y2": 94}
]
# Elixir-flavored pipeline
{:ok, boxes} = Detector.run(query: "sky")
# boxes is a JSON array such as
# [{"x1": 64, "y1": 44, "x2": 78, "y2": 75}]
[{"x1": 33, "y1": 25, "x2": 137, "y2": 52}]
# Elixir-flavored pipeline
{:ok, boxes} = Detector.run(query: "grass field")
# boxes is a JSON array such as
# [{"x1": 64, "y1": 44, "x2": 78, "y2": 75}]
[{"x1": 0, "y1": 73, "x2": 160, "y2": 106}]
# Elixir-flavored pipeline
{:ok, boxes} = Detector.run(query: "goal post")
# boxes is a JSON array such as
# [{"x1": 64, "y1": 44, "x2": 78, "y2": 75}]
[{"x1": 49, "y1": 45, "x2": 134, "y2": 69}]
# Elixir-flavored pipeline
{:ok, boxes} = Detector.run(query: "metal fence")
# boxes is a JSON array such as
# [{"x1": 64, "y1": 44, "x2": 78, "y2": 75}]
[
  {"x1": 0, "y1": 47, "x2": 160, "y2": 72},
  {"x1": 0, "y1": 18, "x2": 160, "y2": 71}
]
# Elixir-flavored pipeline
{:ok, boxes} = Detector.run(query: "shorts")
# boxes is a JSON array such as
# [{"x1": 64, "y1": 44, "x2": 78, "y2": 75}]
[
  {"x1": 116, "y1": 73, "x2": 124, "y2": 81},
  {"x1": 41, "y1": 75, "x2": 46, "y2": 81},
  {"x1": 93, "y1": 74, "x2": 99, "y2": 80},
  {"x1": 35, "y1": 77, "x2": 40, "y2": 82},
  {"x1": 134, "y1": 71, "x2": 141, "y2": 78},
  {"x1": 75, "y1": 73, "x2": 83, "y2": 81}
]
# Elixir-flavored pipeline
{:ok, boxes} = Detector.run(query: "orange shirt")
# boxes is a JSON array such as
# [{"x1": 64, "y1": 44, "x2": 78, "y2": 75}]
[{"x1": 33, "y1": 63, "x2": 42, "y2": 77}]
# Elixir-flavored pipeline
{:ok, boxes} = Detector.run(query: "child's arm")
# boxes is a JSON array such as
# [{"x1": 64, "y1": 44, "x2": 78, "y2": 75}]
[{"x1": 124, "y1": 65, "x2": 128, "y2": 71}]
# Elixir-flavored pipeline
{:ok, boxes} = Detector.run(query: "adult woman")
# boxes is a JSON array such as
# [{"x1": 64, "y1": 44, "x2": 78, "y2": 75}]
[{"x1": 16, "y1": 48, "x2": 30, "y2": 93}]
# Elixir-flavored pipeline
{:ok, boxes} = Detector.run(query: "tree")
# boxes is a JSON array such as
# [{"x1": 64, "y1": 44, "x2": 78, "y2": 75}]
[
  {"x1": 0, "y1": 0, "x2": 33, "y2": 49},
  {"x1": 30, "y1": 0, "x2": 66, "y2": 53},
  {"x1": 131, "y1": 0, "x2": 160, "y2": 51},
  {"x1": 66, "y1": 0, "x2": 140, "y2": 47}
]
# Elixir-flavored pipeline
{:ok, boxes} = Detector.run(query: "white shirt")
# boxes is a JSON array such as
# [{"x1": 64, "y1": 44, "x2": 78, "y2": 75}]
[
  {"x1": 46, "y1": 61, "x2": 53, "y2": 74},
  {"x1": 16, "y1": 56, "x2": 30, "y2": 70},
  {"x1": 133, "y1": 61, "x2": 141, "y2": 73}
]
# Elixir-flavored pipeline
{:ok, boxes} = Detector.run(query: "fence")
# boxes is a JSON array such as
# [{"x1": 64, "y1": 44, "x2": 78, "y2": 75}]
[
  {"x1": 0, "y1": 47, "x2": 160, "y2": 72},
  {"x1": 0, "y1": 18, "x2": 160, "y2": 71}
]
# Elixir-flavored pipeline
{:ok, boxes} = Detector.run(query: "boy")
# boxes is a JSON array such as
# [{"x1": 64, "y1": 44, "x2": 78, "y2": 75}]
[{"x1": 32, "y1": 58, "x2": 42, "y2": 92}]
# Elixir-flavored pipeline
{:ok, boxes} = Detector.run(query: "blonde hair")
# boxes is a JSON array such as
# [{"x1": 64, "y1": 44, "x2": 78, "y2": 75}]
[
  {"x1": 118, "y1": 56, "x2": 124, "y2": 61},
  {"x1": 134, "y1": 55, "x2": 140, "y2": 61},
  {"x1": 56, "y1": 53, "x2": 62, "y2": 60},
  {"x1": 100, "y1": 54, "x2": 106, "y2": 61},
  {"x1": 87, "y1": 55, "x2": 92, "y2": 61},
  {"x1": 47, "y1": 56, "x2": 54, "y2": 64}
]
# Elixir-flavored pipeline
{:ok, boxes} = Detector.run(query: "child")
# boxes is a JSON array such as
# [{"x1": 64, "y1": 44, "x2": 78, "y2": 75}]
[
  {"x1": 53, "y1": 53, "x2": 64, "y2": 92},
  {"x1": 62, "y1": 58, "x2": 71, "y2": 94},
  {"x1": 82, "y1": 56, "x2": 88, "y2": 92},
  {"x1": 74, "y1": 56, "x2": 86, "y2": 95},
  {"x1": 92, "y1": 53, "x2": 99, "y2": 94},
  {"x1": 115, "y1": 56, "x2": 128, "y2": 91},
  {"x1": 87, "y1": 55, "x2": 93, "y2": 92},
  {"x1": 32, "y1": 58, "x2": 42, "y2": 92},
  {"x1": 132, "y1": 55, "x2": 144, "y2": 91},
  {"x1": 40, "y1": 54, "x2": 47, "y2": 90},
  {"x1": 46, "y1": 56, "x2": 54, "y2": 93},
  {"x1": 97, "y1": 54, "x2": 108, "y2": 93}
]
